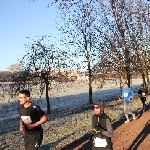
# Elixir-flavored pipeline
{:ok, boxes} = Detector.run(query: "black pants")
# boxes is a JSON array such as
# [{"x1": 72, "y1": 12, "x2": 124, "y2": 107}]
[
  {"x1": 141, "y1": 97, "x2": 146, "y2": 111},
  {"x1": 24, "y1": 130, "x2": 43, "y2": 150}
]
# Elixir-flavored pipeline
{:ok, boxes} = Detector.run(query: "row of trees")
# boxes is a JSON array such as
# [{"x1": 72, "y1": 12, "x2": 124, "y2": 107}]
[{"x1": 48, "y1": 0, "x2": 150, "y2": 106}]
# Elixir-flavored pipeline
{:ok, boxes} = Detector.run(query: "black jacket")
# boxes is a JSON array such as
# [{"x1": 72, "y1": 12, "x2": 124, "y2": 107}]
[
  {"x1": 138, "y1": 88, "x2": 148, "y2": 100},
  {"x1": 92, "y1": 100, "x2": 113, "y2": 148},
  {"x1": 92, "y1": 113, "x2": 113, "y2": 138}
]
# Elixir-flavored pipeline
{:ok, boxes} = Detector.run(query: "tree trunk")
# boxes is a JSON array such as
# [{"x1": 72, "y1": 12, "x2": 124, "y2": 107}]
[
  {"x1": 127, "y1": 72, "x2": 131, "y2": 88},
  {"x1": 126, "y1": 65, "x2": 131, "y2": 88},
  {"x1": 88, "y1": 60, "x2": 92, "y2": 104},
  {"x1": 89, "y1": 73, "x2": 92, "y2": 104},
  {"x1": 148, "y1": 72, "x2": 150, "y2": 94},
  {"x1": 148, "y1": 81, "x2": 150, "y2": 94},
  {"x1": 130, "y1": 76, "x2": 132, "y2": 88},
  {"x1": 45, "y1": 81, "x2": 51, "y2": 114},
  {"x1": 142, "y1": 73, "x2": 146, "y2": 88},
  {"x1": 119, "y1": 75, "x2": 122, "y2": 95}
]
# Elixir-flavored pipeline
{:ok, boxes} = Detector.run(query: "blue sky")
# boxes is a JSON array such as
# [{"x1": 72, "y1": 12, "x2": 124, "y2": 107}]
[{"x1": 0, "y1": 0, "x2": 59, "y2": 71}]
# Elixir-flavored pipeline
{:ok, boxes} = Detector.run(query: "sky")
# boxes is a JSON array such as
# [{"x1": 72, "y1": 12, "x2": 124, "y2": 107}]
[{"x1": 0, "y1": 0, "x2": 60, "y2": 71}]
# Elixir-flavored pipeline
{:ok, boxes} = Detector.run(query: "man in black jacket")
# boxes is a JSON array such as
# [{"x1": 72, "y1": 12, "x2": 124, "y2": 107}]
[
  {"x1": 138, "y1": 84, "x2": 148, "y2": 112},
  {"x1": 91, "y1": 100, "x2": 113, "y2": 150},
  {"x1": 18, "y1": 90, "x2": 47, "y2": 150}
]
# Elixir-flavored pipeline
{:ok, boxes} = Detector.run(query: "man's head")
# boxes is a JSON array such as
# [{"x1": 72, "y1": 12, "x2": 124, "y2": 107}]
[
  {"x1": 18, "y1": 90, "x2": 30, "y2": 105},
  {"x1": 123, "y1": 82, "x2": 128, "y2": 88},
  {"x1": 93, "y1": 100, "x2": 105, "y2": 115}
]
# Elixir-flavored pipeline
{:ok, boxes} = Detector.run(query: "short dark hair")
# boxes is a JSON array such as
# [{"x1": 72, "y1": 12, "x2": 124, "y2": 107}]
[
  {"x1": 19, "y1": 90, "x2": 30, "y2": 97},
  {"x1": 123, "y1": 82, "x2": 128, "y2": 85}
]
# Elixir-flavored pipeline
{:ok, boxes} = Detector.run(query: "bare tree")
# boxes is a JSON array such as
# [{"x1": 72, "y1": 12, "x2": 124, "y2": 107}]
[
  {"x1": 93, "y1": 0, "x2": 150, "y2": 87},
  {"x1": 18, "y1": 35, "x2": 69, "y2": 113},
  {"x1": 54, "y1": 1, "x2": 106, "y2": 104},
  {"x1": 30, "y1": 0, "x2": 150, "y2": 91}
]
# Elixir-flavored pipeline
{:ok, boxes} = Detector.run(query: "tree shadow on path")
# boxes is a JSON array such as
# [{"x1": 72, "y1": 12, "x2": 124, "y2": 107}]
[
  {"x1": 127, "y1": 119, "x2": 150, "y2": 150},
  {"x1": 61, "y1": 104, "x2": 150, "y2": 150}
]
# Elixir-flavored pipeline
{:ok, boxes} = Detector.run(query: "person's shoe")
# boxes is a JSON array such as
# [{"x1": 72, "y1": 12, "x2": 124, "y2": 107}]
[
  {"x1": 143, "y1": 110, "x2": 145, "y2": 113},
  {"x1": 125, "y1": 120, "x2": 130, "y2": 124}
]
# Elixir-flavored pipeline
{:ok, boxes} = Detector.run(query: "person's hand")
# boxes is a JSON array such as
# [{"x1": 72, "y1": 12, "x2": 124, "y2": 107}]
[
  {"x1": 118, "y1": 96, "x2": 122, "y2": 101},
  {"x1": 127, "y1": 97, "x2": 131, "y2": 101},
  {"x1": 94, "y1": 124, "x2": 104, "y2": 132},
  {"x1": 20, "y1": 126, "x2": 24, "y2": 132},
  {"x1": 88, "y1": 133, "x2": 93, "y2": 141},
  {"x1": 26, "y1": 123, "x2": 35, "y2": 129}
]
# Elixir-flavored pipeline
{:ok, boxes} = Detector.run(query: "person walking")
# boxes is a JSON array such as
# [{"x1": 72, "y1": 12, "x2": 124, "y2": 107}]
[
  {"x1": 18, "y1": 89, "x2": 47, "y2": 150},
  {"x1": 91, "y1": 100, "x2": 113, "y2": 150},
  {"x1": 119, "y1": 82, "x2": 136, "y2": 123},
  {"x1": 138, "y1": 84, "x2": 148, "y2": 112}
]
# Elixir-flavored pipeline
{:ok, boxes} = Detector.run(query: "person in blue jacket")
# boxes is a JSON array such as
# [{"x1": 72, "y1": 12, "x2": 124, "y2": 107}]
[{"x1": 119, "y1": 82, "x2": 136, "y2": 123}]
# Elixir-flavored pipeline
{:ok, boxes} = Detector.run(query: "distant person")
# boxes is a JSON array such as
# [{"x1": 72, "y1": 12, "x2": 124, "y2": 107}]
[
  {"x1": 91, "y1": 100, "x2": 113, "y2": 150},
  {"x1": 138, "y1": 84, "x2": 148, "y2": 112},
  {"x1": 119, "y1": 82, "x2": 136, "y2": 123},
  {"x1": 17, "y1": 90, "x2": 47, "y2": 150}
]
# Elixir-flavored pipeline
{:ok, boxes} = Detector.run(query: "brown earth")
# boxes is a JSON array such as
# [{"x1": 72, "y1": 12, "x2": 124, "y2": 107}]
[{"x1": 60, "y1": 105, "x2": 150, "y2": 150}]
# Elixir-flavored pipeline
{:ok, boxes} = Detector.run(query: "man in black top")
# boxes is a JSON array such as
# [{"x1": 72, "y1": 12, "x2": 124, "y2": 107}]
[
  {"x1": 18, "y1": 90, "x2": 47, "y2": 150},
  {"x1": 138, "y1": 84, "x2": 148, "y2": 112},
  {"x1": 91, "y1": 100, "x2": 113, "y2": 150}
]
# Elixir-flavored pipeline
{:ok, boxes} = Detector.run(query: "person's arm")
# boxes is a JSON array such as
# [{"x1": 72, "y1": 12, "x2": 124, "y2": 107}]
[
  {"x1": 88, "y1": 116, "x2": 95, "y2": 140},
  {"x1": 138, "y1": 89, "x2": 142, "y2": 98},
  {"x1": 101, "y1": 118, "x2": 113, "y2": 137},
  {"x1": 34, "y1": 114, "x2": 47, "y2": 126},
  {"x1": 27, "y1": 114, "x2": 47, "y2": 129},
  {"x1": 92, "y1": 115, "x2": 96, "y2": 129},
  {"x1": 91, "y1": 115, "x2": 100, "y2": 135},
  {"x1": 118, "y1": 96, "x2": 122, "y2": 100},
  {"x1": 19, "y1": 118, "x2": 24, "y2": 132},
  {"x1": 138, "y1": 89, "x2": 141, "y2": 95},
  {"x1": 130, "y1": 89, "x2": 134, "y2": 99}
]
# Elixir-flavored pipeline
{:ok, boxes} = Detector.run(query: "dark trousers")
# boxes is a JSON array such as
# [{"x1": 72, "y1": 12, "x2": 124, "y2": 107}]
[
  {"x1": 24, "y1": 130, "x2": 43, "y2": 150},
  {"x1": 141, "y1": 97, "x2": 146, "y2": 111}
]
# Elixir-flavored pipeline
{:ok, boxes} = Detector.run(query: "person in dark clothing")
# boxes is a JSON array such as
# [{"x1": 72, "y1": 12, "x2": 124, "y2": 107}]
[
  {"x1": 18, "y1": 90, "x2": 47, "y2": 150},
  {"x1": 91, "y1": 100, "x2": 113, "y2": 150},
  {"x1": 138, "y1": 84, "x2": 148, "y2": 112}
]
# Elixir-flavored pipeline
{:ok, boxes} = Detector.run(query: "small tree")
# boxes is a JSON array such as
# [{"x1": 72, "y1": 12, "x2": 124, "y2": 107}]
[
  {"x1": 19, "y1": 35, "x2": 68, "y2": 114},
  {"x1": 8, "y1": 63, "x2": 21, "y2": 73}
]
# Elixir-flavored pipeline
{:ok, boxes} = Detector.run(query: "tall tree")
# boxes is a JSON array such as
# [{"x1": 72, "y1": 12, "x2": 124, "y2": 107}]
[
  {"x1": 31, "y1": 0, "x2": 150, "y2": 89},
  {"x1": 55, "y1": 1, "x2": 105, "y2": 104},
  {"x1": 94, "y1": 0, "x2": 150, "y2": 87}
]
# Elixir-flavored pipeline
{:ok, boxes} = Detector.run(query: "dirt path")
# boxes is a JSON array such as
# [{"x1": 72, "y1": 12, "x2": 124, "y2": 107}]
[
  {"x1": 112, "y1": 109, "x2": 150, "y2": 150},
  {"x1": 61, "y1": 105, "x2": 150, "y2": 150}
]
